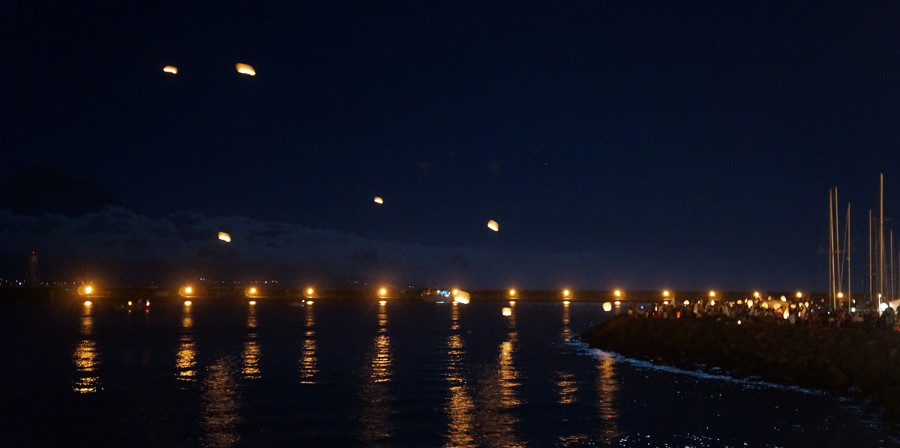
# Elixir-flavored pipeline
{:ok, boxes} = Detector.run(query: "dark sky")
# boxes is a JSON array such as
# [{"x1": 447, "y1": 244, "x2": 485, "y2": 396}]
[{"x1": 3, "y1": 2, "x2": 900, "y2": 291}]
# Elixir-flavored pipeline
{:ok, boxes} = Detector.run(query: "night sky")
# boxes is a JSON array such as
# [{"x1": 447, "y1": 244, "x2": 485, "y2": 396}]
[{"x1": 4, "y1": 2, "x2": 900, "y2": 291}]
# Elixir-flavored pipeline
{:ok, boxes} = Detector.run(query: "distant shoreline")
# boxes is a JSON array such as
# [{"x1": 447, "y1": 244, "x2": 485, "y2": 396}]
[{"x1": 0, "y1": 285, "x2": 831, "y2": 304}]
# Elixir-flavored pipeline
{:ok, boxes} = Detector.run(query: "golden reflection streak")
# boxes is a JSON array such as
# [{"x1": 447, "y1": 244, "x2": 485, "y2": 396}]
[
  {"x1": 202, "y1": 357, "x2": 241, "y2": 448},
  {"x1": 176, "y1": 304, "x2": 197, "y2": 384},
  {"x1": 556, "y1": 303, "x2": 577, "y2": 405},
  {"x1": 475, "y1": 312, "x2": 524, "y2": 448},
  {"x1": 299, "y1": 304, "x2": 318, "y2": 384},
  {"x1": 242, "y1": 305, "x2": 261, "y2": 380},
  {"x1": 595, "y1": 351, "x2": 621, "y2": 441},
  {"x1": 444, "y1": 302, "x2": 475, "y2": 448},
  {"x1": 358, "y1": 302, "x2": 393, "y2": 446},
  {"x1": 72, "y1": 306, "x2": 100, "y2": 393}
]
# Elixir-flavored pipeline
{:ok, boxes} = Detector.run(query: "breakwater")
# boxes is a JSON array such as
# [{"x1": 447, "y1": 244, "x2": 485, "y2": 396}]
[{"x1": 580, "y1": 315, "x2": 900, "y2": 420}]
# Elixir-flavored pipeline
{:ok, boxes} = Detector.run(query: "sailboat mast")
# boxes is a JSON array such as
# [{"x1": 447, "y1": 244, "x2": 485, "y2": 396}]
[
  {"x1": 880, "y1": 173, "x2": 885, "y2": 310},
  {"x1": 829, "y1": 189, "x2": 835, "y2": 308},
  {"x1": 847, "y1": 203, "x2": 851, "y2": 312}
]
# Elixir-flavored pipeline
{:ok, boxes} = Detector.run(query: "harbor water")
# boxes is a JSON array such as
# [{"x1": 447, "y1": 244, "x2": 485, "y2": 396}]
[{"x1": 0, "y1": 299, "x2": 897, "y2": 447}]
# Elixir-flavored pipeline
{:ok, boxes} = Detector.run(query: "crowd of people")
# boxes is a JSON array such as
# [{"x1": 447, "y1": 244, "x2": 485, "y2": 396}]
[{"x1": 626, "y1": 298, "x2": 900, "y2": 330}]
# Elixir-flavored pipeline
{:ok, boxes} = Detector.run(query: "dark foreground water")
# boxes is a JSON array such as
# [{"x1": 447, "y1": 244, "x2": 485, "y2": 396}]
[{"x1": 0, "y1": 299, "x2": 897, "y2": 447}]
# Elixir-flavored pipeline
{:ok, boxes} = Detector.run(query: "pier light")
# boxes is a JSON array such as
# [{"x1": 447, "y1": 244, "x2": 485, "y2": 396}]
[
  {"x1": 306, "y1": 287, "x2": 315, "y2": 298},
  {"x1": 379, "y1": 287, "x2": 388, "y2": 298},
  {"x1": 509, "y1": 300, "x2": 516, "y2": 306},
  {"x1": 249, "y1": 300, "x2": 257, "y2": 306},
  {"x1": 602, "y1": 302, "x2": 612, "y2": 312},
  {"x1": 379, "y1": 300, "x2": 387, "y2": 306},
  {"x1": 180, "y1": 285, "x2": 195, "y2": 297},
  {"x1": 509, "y1": 289, "x2": 517, "y2": 297},
  {"x1": 563, "y1": 300, "x2": 570, "y2": 306},
  {"x1": 244, "y1": 286, "x2": 259, "y2": 298},
  {"x1": 563, "y1": 289, "x2": 571, "y2": 298},
  {"x1": 184, "y1": 300, "x2": 192, "y2": 306},
  {"x1": 78, "y1": 285, "x2": 94, "y2": 296},
  {"x1": 614, "y1": 289, "x2": 622, "y2": 298},
  {"x1": 663, "y1": 290, "x2": 670, "y2": 298}
]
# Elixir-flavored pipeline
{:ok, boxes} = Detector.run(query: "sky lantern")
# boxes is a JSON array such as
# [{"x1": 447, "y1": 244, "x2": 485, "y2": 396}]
[
  {"x1": 235, "y1": 63, "x2": 256, "y2": 76},
  {"x1": 218, "y1": 232, "x2": 231, "y2": 243},
  {"x1": 602, "y1": 302, "x2": 612, "y2": 312},
  {"x1": 163, "y1": 65, "x2": 178, "y2": 74},
  {"x1": 373, "y1": 196, "x2": 383, "y2": 204},
  {"x1": 487, "y1": 220, "x2": 499, "y2": 231}
]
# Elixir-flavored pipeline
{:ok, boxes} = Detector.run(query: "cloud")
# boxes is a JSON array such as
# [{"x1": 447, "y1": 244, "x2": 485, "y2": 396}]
[{"x1": 0, "y1": 206, "x2": 607, "y2": 288}]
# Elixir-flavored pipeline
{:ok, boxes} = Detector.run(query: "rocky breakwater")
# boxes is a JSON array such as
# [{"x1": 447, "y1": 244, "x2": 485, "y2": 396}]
[{"x1": 580, "y1": 315, "x2": 900, "y2": 419}]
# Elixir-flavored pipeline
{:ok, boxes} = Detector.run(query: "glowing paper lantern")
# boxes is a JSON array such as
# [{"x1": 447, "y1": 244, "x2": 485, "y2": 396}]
[
  {"x1": 236, "y1": 63, "x2": 256, "y2": 76},
  {"x1": 163, "y1": 65, "x2": 178, "y2": 74},
  {"x1": 487, "y1": 220, "x2": 499, "y2": 231},
  {"x1": 373, "y1": 196, "x2": 384, "y2": 204},
  {"x1": 602, "y1": 302, "x2": 613, "y2": 312},
  {"x1": 218, "y1": 232, "x2": 232, "y2": 243}
]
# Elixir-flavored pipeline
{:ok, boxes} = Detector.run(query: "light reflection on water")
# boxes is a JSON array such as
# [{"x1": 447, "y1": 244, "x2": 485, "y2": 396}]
[
  {"x1": 203, "y1": 357, "x2": 241, "y2": 448},
  {"x1": 556, "y1": 303, "x2": 578, "y2": 405},
  {"x1": 444, "y1": 302, "x2": 475, "y2": 448},
  {"x1": 72, "y1": 305, "x2": 100, "y2": 393},
  {"x1": 359, "y1": 301, "x2": 394, "y2": 446},
  {"x1": 476, "y1": 307, "x2": 524, "y2": 448},
  {"x1": 298, "y1": 303, "x2": 318, "y2": 384},
  {"x1": 242, "y1": 305, "x2": 261, "y2": 380},
  {"x1": 175, "y1": 304, "x2": 197, "y2": 384},
  {"x1": 594, "y1": 350, "x2": 621, "y2": 441}
]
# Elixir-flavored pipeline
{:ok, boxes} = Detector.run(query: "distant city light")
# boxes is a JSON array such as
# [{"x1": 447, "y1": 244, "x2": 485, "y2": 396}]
[{"x1": 235, "y1": 63, "x2": 256, "y2": 76}]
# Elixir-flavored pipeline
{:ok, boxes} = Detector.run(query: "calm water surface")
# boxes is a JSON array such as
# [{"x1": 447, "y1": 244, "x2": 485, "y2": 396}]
[{"x1": 0, "y1": 299, "x2": 897, "y2": 447}]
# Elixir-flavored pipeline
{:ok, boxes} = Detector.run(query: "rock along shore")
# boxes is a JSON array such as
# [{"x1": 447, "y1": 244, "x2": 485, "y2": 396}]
[{"x1": 579, "y1": 315, "x2": 900, "y2": 420}]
